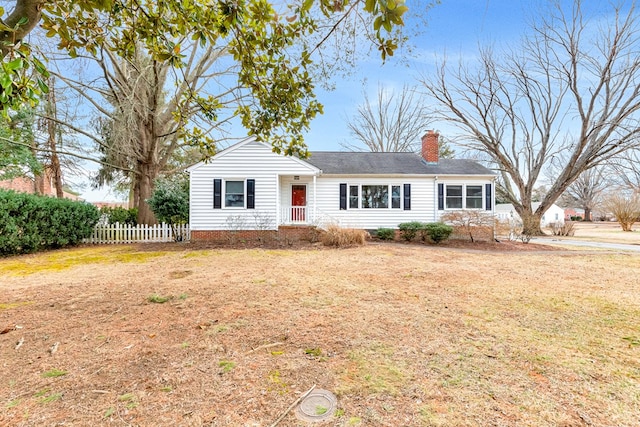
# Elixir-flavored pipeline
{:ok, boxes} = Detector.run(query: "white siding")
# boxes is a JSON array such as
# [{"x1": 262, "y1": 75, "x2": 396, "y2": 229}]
[
  {"x1": 189, "y1": 138, "x2": 495, "y2": 231},
  {"x1": 189, "y1": 140, "x2": 317, "y2": 231},
  {"x1": 435, "y1": 178, "x2": 495, "y2": 221},
  {"x1": 312, "y1": 176, "x2": 436, "y2": 229}
]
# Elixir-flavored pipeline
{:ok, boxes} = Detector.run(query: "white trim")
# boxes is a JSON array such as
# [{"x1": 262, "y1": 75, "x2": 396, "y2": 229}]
[
  {"x1": 222, "y1": 178, "x2": 248, "y2": 209},
  {"x1": 443, "y1": 183, "x2": 486, "y2": 210},
  {"x1": 345, "y1": 183, "x2": 406, "y2": 210},
  {"x1": 313, "y1": 175, "x2": 317, "y2": 221},
  {"x1": 275, "y1": 174, "x2": 280, "y2": 226}
]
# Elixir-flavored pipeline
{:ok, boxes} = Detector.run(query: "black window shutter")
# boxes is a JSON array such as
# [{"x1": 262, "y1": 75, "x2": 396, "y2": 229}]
[
  {"x1": 247, "y1": 179, "x2": 255, "y2": 209},
  {"x1": 437, "y1": 183, "x2": 444, "y2": 210},
  {"x1": 339, "y1": 183, "x2": 347, "y2": 210},
  {"x1": 403, "y1": 184, "x2": 411, "y2": 210},
  {"x1": 485, "y1": 183, "x2": 492, "y2": 211},
  {"x1": 213, "y1": 179, "x2": 222, "y2": 209}
]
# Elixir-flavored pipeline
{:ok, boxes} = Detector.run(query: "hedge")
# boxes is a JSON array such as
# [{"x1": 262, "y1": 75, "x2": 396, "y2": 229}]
[{"x1": 0, "y1": 190, "x2": 100, "y2": 255}]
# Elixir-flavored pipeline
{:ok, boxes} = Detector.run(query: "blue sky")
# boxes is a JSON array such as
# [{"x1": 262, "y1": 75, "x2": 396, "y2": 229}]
[
  {"x1": 79, "y1": 0, "x2": 621, "y2": 201},
  {"x1": 302, "y1": 0, "x2": 532, "y2": 151},
  {"x1": 80, "y1": 0, "x2": 535, "y2": 201}
]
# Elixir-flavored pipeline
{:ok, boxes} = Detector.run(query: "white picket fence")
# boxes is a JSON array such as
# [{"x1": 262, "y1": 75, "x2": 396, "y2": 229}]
[{"x1": 83, "y1": 222, "x2": 190, "y2": 244}]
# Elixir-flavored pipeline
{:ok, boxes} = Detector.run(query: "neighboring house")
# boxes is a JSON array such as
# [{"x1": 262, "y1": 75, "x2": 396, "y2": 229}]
[
  {"x1": 495, "y1": 202, "x2": 565, "y2": 227},
  {"x1": 0, "y1": 169, "x2": 81, "y2": 201},
  {"x1": 563, "y1": 208, "x2": 585, "y2": 221},
  {"x1": 187, "y1": 131, "x2": 496, "y2": 239}
]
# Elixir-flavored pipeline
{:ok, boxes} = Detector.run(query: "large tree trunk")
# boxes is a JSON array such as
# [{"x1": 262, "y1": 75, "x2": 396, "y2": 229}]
[
  {"x1": 516, "y1": 208, "x2": 544, "y2": 236},
  {"x1": 50, "y1": 152, "x2": 64, "y2": 198},
  {"x1": 584, "y1": 207, "x2": 592, "y2": 222},
  {"x1": 136, "y1": 162, "x2": 158, "y2": 225},
  {"x1": 47, "y1": 85, "x2": 64, "y2": 198}
]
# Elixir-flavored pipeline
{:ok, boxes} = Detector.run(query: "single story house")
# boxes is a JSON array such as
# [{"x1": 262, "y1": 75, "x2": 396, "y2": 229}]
[
  {"x1": 495, "y1": 202, "x2": 565, "y2": 227},
  {"x1": 187, "y1": 131, "x2": 496, "y2": 239}
]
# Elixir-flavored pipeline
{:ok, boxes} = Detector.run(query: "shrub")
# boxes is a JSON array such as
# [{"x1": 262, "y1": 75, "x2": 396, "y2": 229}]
[
  {"x1": 440, "y1": 210, "x2": 494, "y2": 242},
  {"x1": 398, "y1": 221, "x2": 424, "y2": 241},
  {"x1": 147, "y1": 173, "x2": 189, "y2": 225},
  {"x1": 375, "y1": 228, "x2": 395, "y2": 240},
  {"x1": 0, "y1": 190, "x2": 100, "y2": 255},
  {"x1": 604, "y1": 192, "x2": 640, "y2": 231},
  {"x1": 550, "y1": 221, "x2": 576, "y2": 237},
  {"x1": 100, "y1": 206, "x2": 138, "y2": 225},
  {"x1": 423, "y1": 222, "x2": 453, "y2": 244},
  {"x1": 320, "y1": 225, "x2": 369, "y2": 247}
]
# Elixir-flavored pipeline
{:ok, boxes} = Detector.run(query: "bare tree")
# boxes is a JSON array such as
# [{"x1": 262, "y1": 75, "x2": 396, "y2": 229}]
[
  {"x1": 560, "y1": 167, "x2": 609, "y2": 221},
  {"x1": 49, "y1": 42, "x2": 234, "y2": 224},
  {"x1": 611, "y1": 149, "x2": 640, "y2": 193},
  {"x1": 604, "y1": 191, "x2": 640, "y2": 231},
  {"x1": 343, "y1": 84, "x2": 432, "y2": 152},
  {"x1": 420, "y1": 1, "x2": 640, "y2": 235}
]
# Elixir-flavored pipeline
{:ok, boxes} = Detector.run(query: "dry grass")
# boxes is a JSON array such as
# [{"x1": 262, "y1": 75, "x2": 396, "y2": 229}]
[
  {"x1": 320, "y1": 225, "x2": 369, "y2": 247},
  {"x1": 1, "y1": 243, "x2": 639, "y2": 426}
]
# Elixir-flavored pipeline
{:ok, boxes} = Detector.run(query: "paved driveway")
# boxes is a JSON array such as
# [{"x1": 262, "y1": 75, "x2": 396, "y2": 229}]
[{"x1": 533, "y1": 237, "x2": 640, "y2": 252}]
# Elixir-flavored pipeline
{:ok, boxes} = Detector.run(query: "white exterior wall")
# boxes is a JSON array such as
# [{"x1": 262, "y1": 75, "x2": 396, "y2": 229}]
[
  {"x1": 312, "y1": 175, "x2": 436, "y2": 229},
  {"x1": 189, "y1": 138, "x2": 495, "y2": 231},
  {"x1": 189, "y1": 140, "x2": 317, "y2": 231},
  {"x1": 540, "y1": 204, "x2": 565, "y2": 226},
  {"x1": 435, "y1": 178, "x2": 495, "y2": 221},
  {"x1": 495, "y1": 203, "x2": 565, "y2": 227}
]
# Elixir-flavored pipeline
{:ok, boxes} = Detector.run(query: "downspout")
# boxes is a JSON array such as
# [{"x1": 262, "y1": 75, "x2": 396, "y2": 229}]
[
  {"x1": 492, "y1": 177, "x2": 497, "y2": 241},
  {"x1": 434, "y1": 176, "x2": 438, "y2": 222},
  {"x1": 313, "y1": 173, "x2": 318, "y2": 224},
  {"x1": 275, "y1": 174, "x2": 280, "y2": 229}
]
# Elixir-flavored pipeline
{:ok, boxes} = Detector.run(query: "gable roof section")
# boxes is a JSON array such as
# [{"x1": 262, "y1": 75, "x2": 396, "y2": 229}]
[
  {"x1": 305, "y1": 152, "x2": 494, "y2": 176},
  {"x1": 186, "y1": 136, "x2": 320, "y2": 174}
]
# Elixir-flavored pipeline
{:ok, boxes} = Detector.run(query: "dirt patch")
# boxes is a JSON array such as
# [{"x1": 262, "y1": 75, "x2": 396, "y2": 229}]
[{"x1": 1, "y1": 244, "x2": 639, "y2": 426}]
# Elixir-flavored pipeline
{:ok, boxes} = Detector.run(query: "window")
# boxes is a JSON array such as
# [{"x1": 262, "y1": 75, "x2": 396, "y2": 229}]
[
  {"x1": 341, "y1": 184, "x2": 410, "y2": 209},
  {"x1": 362, "y1": 185, "x2": 389, "y2": 208},
  {"x1": 466, "y1": 185, "x2": 483, "y2": 209},
  {"x1": 349, "y1": 185, "x2": 359, "y2": 209},
  {"x1": 225, "y1": 180, "x2": 245, "y2": 207},
  {"x1": 446, "y1": 185, "x2": 463, "y2": 209},
  {"x1": 391, "y1": 186, "x2": 401, "y2": 208}
]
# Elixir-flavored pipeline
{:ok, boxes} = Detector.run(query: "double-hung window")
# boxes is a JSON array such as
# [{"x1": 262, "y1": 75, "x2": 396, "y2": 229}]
[
  {"x1": 465, "y1": 185, "x2": 483, "y2": 209},
  {"x1": 445, "y1": 185, "x2": 463, "y2": 209},
  {"x1": 391, "y1": 185, "x2": 401, "y2": 208},
  {"x1": 225, "y1": 181, "x2": 245, "y2": 207},
  {"x1": 349, "y1": 185, "x2": 359, "y2": 209},
  {"x1": 213, "y1": 178, "x2": 255, "y2": 209},
  {"x1": 439, "y1": 183, "x2": 487, "y2": 210}
]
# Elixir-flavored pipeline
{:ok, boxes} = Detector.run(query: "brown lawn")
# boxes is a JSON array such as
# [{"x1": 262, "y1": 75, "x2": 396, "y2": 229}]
[{"x1": 1, "y1": 241, "x2": 639, "y2": 426}]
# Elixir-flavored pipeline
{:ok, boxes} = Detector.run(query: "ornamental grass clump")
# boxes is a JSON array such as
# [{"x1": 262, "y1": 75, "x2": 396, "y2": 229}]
[{"x1": 320, "y1": 225, "x2": 368, "y2": 247}]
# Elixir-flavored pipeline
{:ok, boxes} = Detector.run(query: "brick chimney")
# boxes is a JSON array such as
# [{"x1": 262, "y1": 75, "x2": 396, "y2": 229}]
[{"x1": 421, "y1": 130, "x2": 439, "y2": 163}]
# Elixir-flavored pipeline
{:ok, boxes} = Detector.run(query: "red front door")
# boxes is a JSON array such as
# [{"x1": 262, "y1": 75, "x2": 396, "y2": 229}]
[{"x1": 291, "y1": 185, "x2": 306, "y2": 221}]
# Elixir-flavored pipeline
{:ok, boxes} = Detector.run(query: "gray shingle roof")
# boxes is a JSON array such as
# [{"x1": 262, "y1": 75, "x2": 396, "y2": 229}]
[{"x1": 305, "y1": 152, "x2": 494, "y2": 176}]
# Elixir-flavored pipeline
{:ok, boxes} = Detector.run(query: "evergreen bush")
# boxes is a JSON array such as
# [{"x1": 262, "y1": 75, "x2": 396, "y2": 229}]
[
  {"x1": 0, "y1": 190, "x2": 100, "y2": 255},
  {"x1": 100, "y1": 206, "x2": 138, "y2": 225},
  {"x1": 398, "y1": 221, "x2": 424, "y2": 241},
  {"x1": 375, "y1": 228, "x2": 395, "y2": 240},
  {"x1": 424, "y1": 222, "x2": 454, "y2": 244}
]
